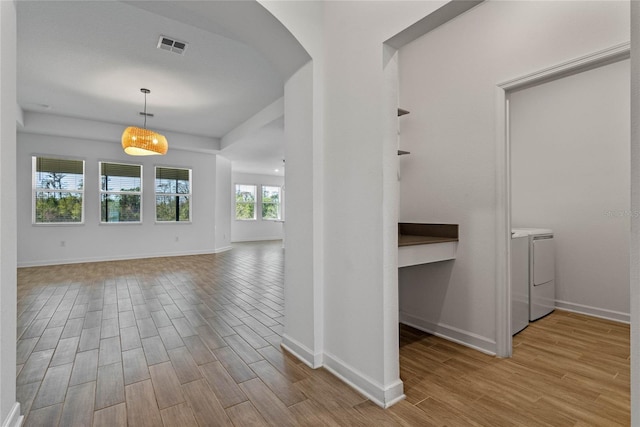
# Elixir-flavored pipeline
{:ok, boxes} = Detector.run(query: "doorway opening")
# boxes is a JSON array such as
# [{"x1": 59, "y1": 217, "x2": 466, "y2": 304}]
[{"x1": 495, "y1": 42, "x2": 631, "y2": 356}]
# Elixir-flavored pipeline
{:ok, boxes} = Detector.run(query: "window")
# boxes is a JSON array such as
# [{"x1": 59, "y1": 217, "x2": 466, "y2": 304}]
[
  {"x1": 155, "y1": 167, "x2": 191, "y2": 222},
  {"x1": 100, "y1": 162, "x2": 142, "y2": 223},
  {"x1": 235, "y1": 184, "x2": 256, "y2": 220},
  {"x1": 33, "y1": 156, "x2": 84, "y2": 224},
  {"x1": 261, "y1": 185, "x2": 281, "y2": 220}
]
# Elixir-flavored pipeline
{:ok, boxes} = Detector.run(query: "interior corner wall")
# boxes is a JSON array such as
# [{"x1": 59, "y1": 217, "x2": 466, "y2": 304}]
[
  {"x1": 398, "y1": 1, "x2": 629, "y2": 354},
  {"x1": 215, "y1": 155, "x2": 232, "y2": 252},
  {"x1": 17, "y1": 132, "x2": 217, "y2": 267},
  {"x1": 510, "y1": 59, "x2": 630, "y2": 322},
  {"x1": 230, "y1": 171, "x2": 284, "y2": 243},
  {"x1": 281, "y1": 60, "x2": 320, "y2": 365},
  {"x1": 381, "y1": 45, "x2": 401, "y2": 392},
  {"x1": 629, "y1": 0, "x2": 639, "y2": 422},
  {"x1": 0, "y1": 1, "x2": 19, "y2": 425}
]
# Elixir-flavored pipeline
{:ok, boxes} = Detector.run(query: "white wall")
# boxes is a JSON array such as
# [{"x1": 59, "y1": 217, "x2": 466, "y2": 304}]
[
  {"x1": 231, "y1": 171, "x2": 284, "y2": 242},
  {"x1": 17, "y1": 131, "x2": 218, "y2": 266},
  {"x1": 0, "y1": 1, "x2": 20, "y2": 425},
  {"x1": 215, "y1": 155, "x2": 232, "y2": 252},
  {"x1": 398, "y1": 1, "x2": 629, "y2": 353},
  {"x1": 510, "y1": 59, "x2": 630, "y2": 322}
]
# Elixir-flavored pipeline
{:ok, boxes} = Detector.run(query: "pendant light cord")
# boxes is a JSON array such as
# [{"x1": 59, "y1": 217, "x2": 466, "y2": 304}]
[{"x1": 143, "y1": 92, "x2": 147, "y2": 129}]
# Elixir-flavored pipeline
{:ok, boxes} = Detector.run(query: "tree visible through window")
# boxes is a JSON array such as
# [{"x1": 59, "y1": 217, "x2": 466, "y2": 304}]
[
  {"x1": 262, "y1": 186, "x2": 281, "y2": 220},
  {"x1": 235, "y1": 184, "x2": 256, "y2": 220},
  {"x1": 155, "y1": 167, "x2": 191, "y2": 222},
  {"x1": 100, "y1": 162, "x2": 142, "y2": 223},
  {"x1": 33, "y1": 156, "x2": 84, "y2": 224}
]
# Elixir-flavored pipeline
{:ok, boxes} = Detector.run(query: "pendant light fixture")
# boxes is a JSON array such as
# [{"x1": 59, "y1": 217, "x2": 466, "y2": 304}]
[{"x1": 122, "y1": 88, "x2": 168, "y2": 156}]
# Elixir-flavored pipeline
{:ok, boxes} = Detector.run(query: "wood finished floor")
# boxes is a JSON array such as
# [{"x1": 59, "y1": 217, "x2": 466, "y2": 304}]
[{"x1": 17, "y1": 241, "x2": 629, "y2": 426}]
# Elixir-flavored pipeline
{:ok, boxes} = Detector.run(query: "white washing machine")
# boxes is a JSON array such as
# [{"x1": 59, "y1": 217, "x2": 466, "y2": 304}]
[{"x1": 512, "y1": 228, "x2": 555, "y2": 321}]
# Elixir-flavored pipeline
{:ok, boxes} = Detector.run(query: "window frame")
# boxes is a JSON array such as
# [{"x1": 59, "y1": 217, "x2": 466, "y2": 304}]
[
  {"x1": 32, "y1": 155, "x2": 86, "y2": 225},
  {"x1": 98, "y1": 161, "x2": 143, "y2": 225},
  {"x1": 235, "y1": 183, "x2": 257, "y2": 221},
  {"x1": 154, "y1": 166, "x2": 192, "y2": 223},
  {"x1": 261, "y1": 185, "x2": 282, "y2": 221}
]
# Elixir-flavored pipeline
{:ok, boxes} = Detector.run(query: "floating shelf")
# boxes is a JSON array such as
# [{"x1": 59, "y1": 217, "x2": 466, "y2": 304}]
[{"x1": 398, "y1": 108, "x2": 410, "y2": 155}]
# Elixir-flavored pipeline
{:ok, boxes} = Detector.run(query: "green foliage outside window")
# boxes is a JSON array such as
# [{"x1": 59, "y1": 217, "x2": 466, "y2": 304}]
[
  {"x1": 33, "y1": 157, "x2": 84, "y2": 224},
  {"x1": 235, "y1": 185, "x2": 256, "y2": 220},
  {"x1": 35, "y1": 192, "x2": 83, "y2": 223},
  {"x1": 156, "y1": 195, "x2": 190, "y2": 222},
  {"x1": 100, "y1": 163, "x2": 142, "y2": 223},
  {"x1": 100, "y1": 192, "x2": 141, "y2": 223},
  {"x1": 155, "y1": 167, "x2": 191, "y2": 222},
  {"x1": 261, "y1": 186, "x2": 280, "y2": 220}
]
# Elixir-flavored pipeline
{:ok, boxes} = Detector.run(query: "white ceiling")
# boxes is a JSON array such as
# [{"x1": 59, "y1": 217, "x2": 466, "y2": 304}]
[
  {"x1": 222, "y1": 117, "x2": 285, "y2": 176},
  {"x1": 16, "y1": 0, "x2": 307, "y2": 176}
]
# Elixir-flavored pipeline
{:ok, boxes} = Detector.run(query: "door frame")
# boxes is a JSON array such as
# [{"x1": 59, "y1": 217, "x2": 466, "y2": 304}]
[{"x1": 494, "y1": 42, "x2": 630, "y2": 357}]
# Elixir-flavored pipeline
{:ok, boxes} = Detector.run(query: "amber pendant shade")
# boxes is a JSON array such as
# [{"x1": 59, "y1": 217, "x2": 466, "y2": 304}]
[{"x1": 121, "y1": 126, "x2": 168, "y2": 156}]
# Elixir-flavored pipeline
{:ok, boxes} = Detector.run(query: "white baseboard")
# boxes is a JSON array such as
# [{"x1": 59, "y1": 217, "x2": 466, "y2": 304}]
[
  {"x1": 214, "y1": 246, "x2": 232, "y2": 253},
  {"x1": 399, "y1": 312, "x2": 496, "y2": 356},
  {"x1": 555, "y1": 300, "x2": 630, "y2": 324},
  {"x1": 323, "y1": 351, "x2": 405, "y2": 408},
  {"x1": 281, "y1": 333, "x2": 322, "y2": 368},
  {"x1": 281, "y1": 335, "x2": 406, "y2": 408},
  {"x1": 2, "y1": 403, "x2": 22, "y2": 427},
  {"x1": 17, "y1": 249, "x2": 218, "y2": 268},
  {"x1": 231, "y1": 237, "x2": 283, "y2": 243}
]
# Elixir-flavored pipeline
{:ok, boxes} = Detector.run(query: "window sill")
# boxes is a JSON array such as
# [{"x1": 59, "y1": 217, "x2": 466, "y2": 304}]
[
  {"x1": 155, "y1": 221, "x2": 192, "y2": 225},
  {"x1": 33, "y1": 222, "x2": 84, "y2": 226},
  {"x1": 99, "y1": 222, "x2": 142, "y2": 226}
]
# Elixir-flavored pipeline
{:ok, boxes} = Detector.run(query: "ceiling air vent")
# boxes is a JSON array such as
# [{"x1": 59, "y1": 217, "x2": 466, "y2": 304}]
[{"x1": 157, "y1": 36, "x2": 188, "y2": 55}]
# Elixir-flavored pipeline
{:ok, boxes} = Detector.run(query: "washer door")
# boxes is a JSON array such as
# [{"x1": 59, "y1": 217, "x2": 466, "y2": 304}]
[
  {"x1": 533, "y1": 237, "x2": 554, "y2": 286},
  {"x1": 531, "y1": 237, "x2": 555, "y2": 321}
]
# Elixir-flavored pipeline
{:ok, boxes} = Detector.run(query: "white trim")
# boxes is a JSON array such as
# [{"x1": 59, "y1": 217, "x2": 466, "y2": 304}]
[
  {"x1": 1, "y1": 403, "x2": 22, "y2": 427},
  {"x1": 494, "y1": 86, "x2": 512, "y2": 358},
  {"x1": 231, "y1": 237, "x2": 283, "y2": 243},
  {"x1": 555, "y1": 303, "x2": 630, "y2": 324},
  {"x1": 499, "y1": 42, "x2": 630, "y2": 91},
  {"x1": 32, "y1": 155, "x2": 86, "y2": 225},
  {"x1": 495, "y1": 42, "x2": 630, "y2": 360},
  {"x1": 214, "y1": 246, "x2": 232, "y2": 253},
  {"x1": 323, "y1": 351, "x2": 405, "y2": 408},
  {"x1": 17, "y1": 249, "x2": 218, "y2": 268},
  {"x1": 399, "y1": 313, "x2": 496, "y2": 356},
  {"x1": 155, "y1": 166, "x2": 193, "y2": 223},
  {"x1": 98, "y1": 160, "x2": 143, "y2": 225},
  {"x1": 281, "y1": 333, "x2": 322, "y2": 368}
]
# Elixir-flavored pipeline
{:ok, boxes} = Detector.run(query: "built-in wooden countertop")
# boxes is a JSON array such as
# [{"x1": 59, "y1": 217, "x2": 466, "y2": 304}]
[
  {"x1": 398, "y1": 234, "x2": 459, "y2": 246},
  {"x1": 398, "y1": 223, "x2": 458, "y2": 267}
]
